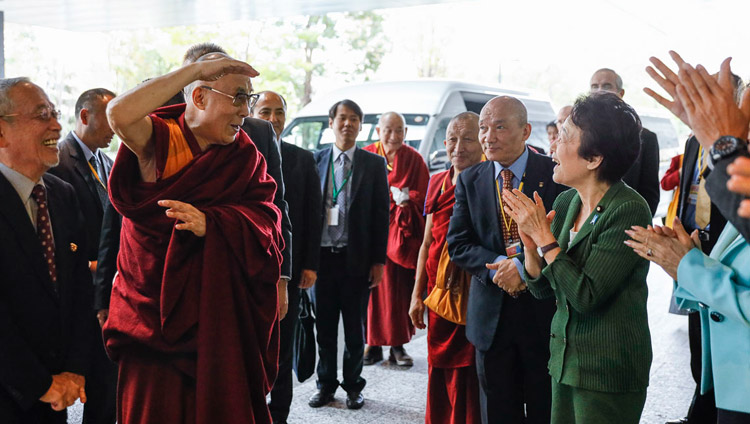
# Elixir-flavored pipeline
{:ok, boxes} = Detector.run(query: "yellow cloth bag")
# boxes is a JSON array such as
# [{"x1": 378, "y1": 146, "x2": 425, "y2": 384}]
[{"x1": 423, "y1": 242, "x2": 471, "y2": 325}]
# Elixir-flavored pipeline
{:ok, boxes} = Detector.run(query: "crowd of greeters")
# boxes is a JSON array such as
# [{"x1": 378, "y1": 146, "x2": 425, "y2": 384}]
[{"x1": 0, "y1": 43, "x2": 749, "y2": 424}]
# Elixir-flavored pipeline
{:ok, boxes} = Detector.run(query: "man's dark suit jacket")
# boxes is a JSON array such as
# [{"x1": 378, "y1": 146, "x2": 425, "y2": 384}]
[
  {"x1": 447, "y1": 150, "x2": 566, "y2": 351},
  {"x1": 678, "y1": 136, "x2": 727, "y2": 254},
  {"x1": 314, "y1": 146, "x2": 390, "y2": 277},
  {"x1": 281, "y1": 141, "x2": 323, "y2": 283},
  {"x1": 623, "y1": 128, "x2": 660, "y2": 216},
  {"x1": 48, "y1": 133, "x2": 114, "y2": 262},
  {"x1": 706, "y1": 151, "x2": 750, "y2": 243},
  {"x1": 242, "y1": 117, "x2": 293, "y2": 278},
  {"x1": 0, "y1": 173, "x2": 92, "y2": 421}
]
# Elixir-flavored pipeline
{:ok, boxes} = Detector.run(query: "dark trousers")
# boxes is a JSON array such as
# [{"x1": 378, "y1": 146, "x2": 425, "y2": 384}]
[
  {"x1": 268, "y1": 285, "x2": 302, "y2": 423},
  {"x1": 83, "y1": 318, "x2": 117, "y2": 424},
  {"x1": 311, "y1": 248, "x2": 369, "y2": 394},
  {"x1": 718, "y1": 409, "x2": 750, "y2": 424},
  {"x1": 687, "y1": 311, "x2": 717, "y2": 423},
  {"x1": 475, "y1": 293, "x2": 551, "y2": 424}
]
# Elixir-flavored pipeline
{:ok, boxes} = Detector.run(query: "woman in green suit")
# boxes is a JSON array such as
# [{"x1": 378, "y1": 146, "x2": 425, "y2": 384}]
[{"x1": 503, "y1": 93, "x2": 653, "y2": 423}]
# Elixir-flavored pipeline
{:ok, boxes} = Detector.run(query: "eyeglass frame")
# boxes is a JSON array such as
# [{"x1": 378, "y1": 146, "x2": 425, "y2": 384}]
[
  {"x1": 199, "y1": 86, "x2": 259, "y2": 108},
  {"x1": 0, "y1": 107, "x2": 61, "y2": 122}
]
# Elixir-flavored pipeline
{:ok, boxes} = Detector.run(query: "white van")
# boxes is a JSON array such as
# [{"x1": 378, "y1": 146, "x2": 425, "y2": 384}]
[{"x1": 280, "y1": 80, "x2": 557, "y2": 172}]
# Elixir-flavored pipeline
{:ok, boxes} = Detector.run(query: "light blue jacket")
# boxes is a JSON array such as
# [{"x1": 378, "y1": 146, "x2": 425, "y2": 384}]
[{"x1": 675, "y1": 224, "x2": 750, "y2": 414}]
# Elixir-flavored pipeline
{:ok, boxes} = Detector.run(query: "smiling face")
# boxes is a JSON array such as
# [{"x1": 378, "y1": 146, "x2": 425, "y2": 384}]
[
  {"x1": 329, "y1": 104, "x2": 362, "y2": 150},
  {"x1": 0, "y1": 82, "x2": 62, "y2": 181},
  {"x1": 193, "y1": 73, "x2": 253, "y2": 146},
  {"x1": 551, "y1": 119, "x2": 599, "y2": 187},
  {"x1": 376, "y1": 112, "x2": 407, "y2": 152},
  {"x1": 478, "y1": 97, "x2": 530, "y2": 166},
  {"x1": 252, "y1": 91, "x2": 286, "y2": 140},
  {"x1": 445, "y1": 116, "x2": 482, "y2": 172}
]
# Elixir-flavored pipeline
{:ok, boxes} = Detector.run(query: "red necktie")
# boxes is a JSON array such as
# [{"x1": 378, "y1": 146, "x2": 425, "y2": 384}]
[
  {"x1": 31, "y1": 185, "x2": 58, "y2": 286},
  {"x1": 500, "y1": 169, "x2": 520, "y2": 246}
]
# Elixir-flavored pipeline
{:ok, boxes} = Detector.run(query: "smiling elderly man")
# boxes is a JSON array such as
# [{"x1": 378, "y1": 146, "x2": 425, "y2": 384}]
[
  {"x1": 103, "y1": 53, "x2": 284, "y2": 424},
  {"x1": 0, "y1": 77, "x2": 92, "y2": 423}
]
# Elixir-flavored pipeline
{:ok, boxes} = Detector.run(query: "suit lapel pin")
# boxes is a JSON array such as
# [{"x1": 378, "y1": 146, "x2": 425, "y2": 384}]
[
  {"x1": 590, "y1": 215, "x2": 599, "y2": 225},
  {"x1": 70, "y1": 243, "x2": 78, "y2": 252},
  {"x1": 538, "y1": 182, "x2": 544, "y2": 188}
]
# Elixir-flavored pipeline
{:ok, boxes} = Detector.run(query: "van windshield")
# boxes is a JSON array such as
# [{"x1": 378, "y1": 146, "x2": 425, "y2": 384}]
[{"x1": 282, "y1": 114, "x2": 430, "y2": 151}]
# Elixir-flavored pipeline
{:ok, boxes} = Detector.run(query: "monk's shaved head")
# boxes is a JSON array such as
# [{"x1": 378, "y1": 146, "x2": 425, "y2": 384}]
[
  {"x1": 482, "y1": 96, "x2": 528, "y2": 127},
  {"x1": 378, "y1": 111, "x2": 406, "y2": 128}
]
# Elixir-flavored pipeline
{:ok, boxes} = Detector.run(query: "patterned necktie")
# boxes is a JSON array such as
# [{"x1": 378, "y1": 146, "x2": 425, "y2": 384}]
[
  {"x1": 89, "y1": 154, "x2": 109, "y2": 209},
  {"x1": 31, "y1": 184, "x2": 58, "y2": 286},
  {"x1": 329, "y1": 153, "x2": 350, "y2": 244},
  {"x1": 500, "y1": 169, "x2": 520, "y2": 246}
]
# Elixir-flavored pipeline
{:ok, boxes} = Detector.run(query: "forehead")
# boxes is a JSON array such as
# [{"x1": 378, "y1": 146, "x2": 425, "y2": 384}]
[
  {"x1": 10, "y1": 83, "x2": 52, "y2": 110},
  {"x1": 591, "y1": 70, "x2": 617, "y2": 84},
  {"x1": 447, "y1": 119, "x2": 478, "y2": 136},
  {"x1": 380, "y1": 113, "x2": 404, "y2": 127},
  {"x1": 480, "y1": 100, "x2": 518, "y2": 121},
  {"x1": 256, "y1": 93, "x2": 284, "y2": 109},
  {"x1": 212, "y1": 74, "x2": 253, "y2": 92},
  {"x1": 333, "y1": 105, "x2": 359, "y2": 119}
]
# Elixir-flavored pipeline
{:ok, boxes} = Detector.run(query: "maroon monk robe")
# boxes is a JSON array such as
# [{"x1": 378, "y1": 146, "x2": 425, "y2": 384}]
[
  {"x1": 424, "y1": 169, "x2": 480, "y2": 424},
  {"x1": 365, "y1": 143, "x2": 429, "y2": 346},
  {"x1": 103, "y1": 104, "x2": 283, "y2": 424}
]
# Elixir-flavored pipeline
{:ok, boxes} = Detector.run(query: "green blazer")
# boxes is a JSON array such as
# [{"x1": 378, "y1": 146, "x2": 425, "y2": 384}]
[{"x1": 526, "y1": 181, "x2": 653, "y2": 393}]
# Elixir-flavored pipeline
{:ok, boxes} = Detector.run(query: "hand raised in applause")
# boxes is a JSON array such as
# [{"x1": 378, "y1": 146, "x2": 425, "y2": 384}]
[
  {"x1": 502, "y1": 189, "x2": 556, "y2": 247},
  {"x1": 644, "y1": 51, "x2": 692, "y2": 126},
  {"x1": 159, "y1": 200, "x2": 206, "y2": 237},
  {"x1": 674, "y1": 56, "x2": 750, "y2": 148},
  {"x1": 727, "y1": 157, "x2": 750, "y2": 218},
  {"x1": 624, "y1": 218, "x2": 698, "y2": 280}
]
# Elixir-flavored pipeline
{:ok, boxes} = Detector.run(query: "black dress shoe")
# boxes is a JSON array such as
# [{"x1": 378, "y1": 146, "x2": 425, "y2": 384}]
[
  {"x1": 363, "y1": 345, "x2": 383, "y2": 365},
  {"x1": 346, "y1": 391, "x2": 365, "y2": 409},
  {"x1": 665, "y1": 418, "x2": 689, "y2": 424},
  {"x1": 308, "y1": 390, "x2": 335, "y2": 408}
]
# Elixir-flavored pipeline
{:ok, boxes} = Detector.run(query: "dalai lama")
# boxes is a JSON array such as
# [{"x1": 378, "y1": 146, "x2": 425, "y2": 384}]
[{"x1": 103, "y1": 53, "x2": 284, "y2": 423}]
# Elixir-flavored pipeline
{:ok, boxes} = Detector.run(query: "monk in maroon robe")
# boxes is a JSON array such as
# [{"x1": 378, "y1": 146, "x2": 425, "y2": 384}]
[
  {"x1": 410, "y1": 112, "x2": 483, "y2": 424},
  {"x1": 103, "y1": 53, "x2": 283, "y2": 424},
  {"x1": 363, "y1": 112, "x2": 429, "y2": 365}
]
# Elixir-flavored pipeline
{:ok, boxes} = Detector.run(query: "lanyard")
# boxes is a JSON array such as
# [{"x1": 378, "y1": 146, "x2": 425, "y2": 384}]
[
  {"x1": 696, "y1": 146, "x2": 709, "y2": 180},
  {"x1": 330, "y1": 151, "x2": 353, "y2": 204},
  {"x1": 87, "y1": 159, "x2": 107, "y2": 191},
  {"x1": 495, "y1": 172, "x2": 524, "y2": 234}
]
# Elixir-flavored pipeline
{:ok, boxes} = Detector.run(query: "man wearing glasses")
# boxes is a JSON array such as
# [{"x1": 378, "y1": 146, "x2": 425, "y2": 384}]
[
  {"x1": 103, "y1": 53, "x2": 284, "y2": 424},
  {"x1": 0, "y1": 77, "x2": 92, "y2": 422}
]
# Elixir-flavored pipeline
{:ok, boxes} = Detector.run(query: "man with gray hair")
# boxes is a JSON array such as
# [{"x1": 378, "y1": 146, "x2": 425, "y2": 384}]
[
  {"x1": 0, "y1": 77, "x2": 92, "y2": 422},
  {"x1": 447, "y1": 96, "x2": 565, "y2": 424},
  {"x1": 589, "y1": 68, "x2": 661, "y2": 215}
]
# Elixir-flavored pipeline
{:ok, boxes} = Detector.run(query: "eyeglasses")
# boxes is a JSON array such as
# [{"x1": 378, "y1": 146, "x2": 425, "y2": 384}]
[
  {"x1": 200, "y1": 86, "x2": 259, "y2": 108},
  {"x1": 0, "y1": 108, "x2": 61, "y2": 122}
]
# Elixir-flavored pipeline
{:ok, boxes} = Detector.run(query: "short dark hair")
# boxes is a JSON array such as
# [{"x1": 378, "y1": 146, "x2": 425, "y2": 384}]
[
  {"x1": 74, "y1": 88, "x2": 116, "y2": 118},
  {"x1": 546, "y1": 121, "x2": 557, "y2": 131},
  {"x1": 328, "y1": 99, "x2": 363, "y2": 122},
  {"x1": 183, "y1": 42, "x2": 227, "y2": 65},
  {"x1": 570, "y1": 92, "x2": 642, "y2": 184}
]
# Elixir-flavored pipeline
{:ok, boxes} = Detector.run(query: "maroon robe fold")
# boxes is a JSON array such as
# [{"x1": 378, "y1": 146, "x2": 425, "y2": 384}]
[
  {"x1": 364, "y1": 143, "x2": 429, "y2": 346},
  {"x1": 103, "y1": 105, "x2": 283, "y2": 424},
  {"x1": 423, "y1": 169, "x2": 480, "y2": 424}
]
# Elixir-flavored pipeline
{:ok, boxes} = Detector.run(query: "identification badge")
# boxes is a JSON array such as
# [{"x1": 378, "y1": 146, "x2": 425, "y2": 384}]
[
  {"x1": 327, "y1": 206, "x2": 340, "y2": 226},
  {"x1": 505, "y1": 241, "x2": 522, "y2": 258}
]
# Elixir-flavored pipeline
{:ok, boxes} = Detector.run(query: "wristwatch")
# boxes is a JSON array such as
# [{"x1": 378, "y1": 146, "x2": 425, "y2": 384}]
[
  {"x1": 710, "y1": 136, "x2": 748, "y2": 162},
  {"x1": 536, "y1": 241, "x2": 559, "y2": 257}
]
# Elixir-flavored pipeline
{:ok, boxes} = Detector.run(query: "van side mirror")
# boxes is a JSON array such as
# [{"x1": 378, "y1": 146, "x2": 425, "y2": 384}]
[{"x1": 429, "y1": 149, "x2": 449, "y2": 171}]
